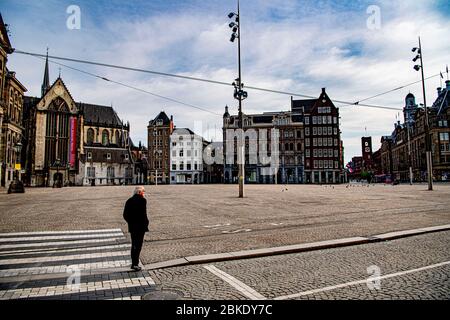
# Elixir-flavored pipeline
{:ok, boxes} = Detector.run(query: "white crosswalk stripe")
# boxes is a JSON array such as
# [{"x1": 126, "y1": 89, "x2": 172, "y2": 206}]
[{"x1": 0, "y1": 229, "x2": 155, "y2": 300}]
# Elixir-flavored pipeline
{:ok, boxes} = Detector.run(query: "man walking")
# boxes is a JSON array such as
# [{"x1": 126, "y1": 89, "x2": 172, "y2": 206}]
[{"x1": 123, "y1": 186, "x2": 149, "y2": 271}]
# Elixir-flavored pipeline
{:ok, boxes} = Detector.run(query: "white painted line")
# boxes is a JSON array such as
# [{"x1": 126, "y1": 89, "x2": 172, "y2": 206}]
[
  {"x1": 275, "y1": 260, "x2": 450, "y2": 300},
  {"x1": 0, "y1": 259, "x2": 134, "y2": 277},
  {"x1": 0, "y1": 229, "x2": 123, "y2": 237},
  {"x1": 0, "y1": 237, "x2": 125, "y2": 250},
  {"x1": 0, "y1": 250, "x2": 130, "y2": 265},
  {"x1": 0, "y1": 243, "x2": 131, "y2": 256},
  {"x1": 204, "y1": 265, "x2": 266, "y2": 300},
  {"x1": 0, "y1": 232, "x2": 124, "y2": 243},
  {"x1": 0, "y1": 276, "x2": 155, "y2": 300},
  {"x1": 221, "y1": 229, "x2": 252, "y2": 234}
]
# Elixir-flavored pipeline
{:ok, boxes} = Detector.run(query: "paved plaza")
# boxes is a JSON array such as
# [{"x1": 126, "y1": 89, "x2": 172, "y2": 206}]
[{"x1": 0, "y1": 183, "x2": 450, "y2": 300}]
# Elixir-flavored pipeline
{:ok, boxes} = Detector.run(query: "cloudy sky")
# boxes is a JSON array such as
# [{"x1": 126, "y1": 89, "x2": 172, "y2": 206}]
[{"x1": 2, "y1": 0, "x2": 450, "y2": 163}]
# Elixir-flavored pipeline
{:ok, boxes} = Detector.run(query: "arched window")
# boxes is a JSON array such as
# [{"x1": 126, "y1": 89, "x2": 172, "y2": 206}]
[
  {"x1": 102, "y1": 129, "x2": 110, "y2": 146},
  {"x1": 115, "y1": 131, "x2": 120, "y2": 145},
  {"x1": 87, "y1": 128, "x2": 95, "y2": 145}
]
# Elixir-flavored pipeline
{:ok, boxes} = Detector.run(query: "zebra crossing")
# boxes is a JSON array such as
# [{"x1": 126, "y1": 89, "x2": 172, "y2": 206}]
[{"x1": 0, "y1": 229, "x2": 155, "y2": 300}]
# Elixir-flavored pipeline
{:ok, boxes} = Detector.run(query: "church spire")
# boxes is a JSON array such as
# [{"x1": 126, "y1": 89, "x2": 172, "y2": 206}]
[{"x1": 41, "y1": 47, "x2": 50, "y2": 97}]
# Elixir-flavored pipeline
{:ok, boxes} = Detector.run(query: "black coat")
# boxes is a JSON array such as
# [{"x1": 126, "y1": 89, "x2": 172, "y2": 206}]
[{"x1": 123, "y1": 194, "x2": 149, "y2": 233}]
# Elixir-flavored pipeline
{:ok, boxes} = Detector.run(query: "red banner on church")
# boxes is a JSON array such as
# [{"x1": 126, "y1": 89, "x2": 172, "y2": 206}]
[{"x1": 69, "y1": 117, "x2": 77, "y2": 167}]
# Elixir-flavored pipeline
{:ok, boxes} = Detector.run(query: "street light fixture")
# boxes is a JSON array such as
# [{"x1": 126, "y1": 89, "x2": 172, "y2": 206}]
[
  {"x1": 412, "y1": 36, "x2": 433, "y2": 191},
  {"x1": 8, "y1": 141, "x2": 25, "y2": 194},
  {"x1": 228, "y1": 0, "x2": 247, "y2": 198}
]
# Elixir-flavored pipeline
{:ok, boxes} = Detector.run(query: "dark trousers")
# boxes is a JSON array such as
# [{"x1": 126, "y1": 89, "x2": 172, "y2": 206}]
[{"x1": 130, "y1": 232, "x2": 145, "y2": 266}]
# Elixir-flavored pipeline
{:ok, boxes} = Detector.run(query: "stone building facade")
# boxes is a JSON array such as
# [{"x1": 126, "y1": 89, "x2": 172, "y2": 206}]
[
  {"x1": 22, "y1": 56, "x2": 133, "y2": 187},
  {"x1": 0, "y1": 14, "x2": 27, "y2": 188},
  {"x1": 379, "y1": 85, "x2": 450, "y2": 182},
  {"x1": 147, "y1": 111, "x2": 173, "y2": 184},
  {"x1": 223, "y1": 88, "x2": 344, "y2": 184},
  {"x1": 170, "y1": 128, "x2": 204, "y2": 184}
]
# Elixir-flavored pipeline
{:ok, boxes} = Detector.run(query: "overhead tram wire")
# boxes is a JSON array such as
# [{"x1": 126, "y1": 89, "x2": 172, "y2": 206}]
[
  {"x1": 33, "y1": 55, "x2": 221, "y2": 116},
  {"x1": 15, "y1": 49, "x2": 402, "y2": 111},
  {"x1": 334, "y1": 73, "x2": 443, "y2": 109}
]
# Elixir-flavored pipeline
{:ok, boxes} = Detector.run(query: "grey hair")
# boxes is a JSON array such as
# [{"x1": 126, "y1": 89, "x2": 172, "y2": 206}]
[{"x1": 134, "y1": 186, "x2": 145, "y2": 195}]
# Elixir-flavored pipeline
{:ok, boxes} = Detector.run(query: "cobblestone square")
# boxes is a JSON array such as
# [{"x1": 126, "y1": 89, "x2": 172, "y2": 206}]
[{"x1": 1, "y1": 183, "x2": 450, "y2": 264}]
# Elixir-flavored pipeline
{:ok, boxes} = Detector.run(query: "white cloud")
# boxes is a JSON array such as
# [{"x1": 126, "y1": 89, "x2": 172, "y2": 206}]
[{"x1": 5, "y1": 1, "x2": 450, "y2": 163}]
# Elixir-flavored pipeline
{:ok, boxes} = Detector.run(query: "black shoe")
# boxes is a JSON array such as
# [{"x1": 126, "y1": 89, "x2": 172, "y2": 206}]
[{"x1": 131, "y1": 265, "x2": 142, "y2": 271}]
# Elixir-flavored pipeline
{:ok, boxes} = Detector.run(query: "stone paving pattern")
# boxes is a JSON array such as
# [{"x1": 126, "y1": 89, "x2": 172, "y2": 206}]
[
  {"x1": 147, "y1": 231, "x2": 450, "y2": 300},
  {"x1": 1, "y1": 184, "x2": 450, "y2": 264},
  {"x1": 0, "y1": 229, "x2": 155, "y2": 300}
]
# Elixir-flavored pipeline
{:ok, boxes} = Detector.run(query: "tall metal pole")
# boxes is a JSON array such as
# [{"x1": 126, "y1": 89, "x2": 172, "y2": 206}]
[
  {"x1": 407, "y1": 121, "x2": 413, "y2": 185},
  {"x1": 237, "y1": 0, "x2": 244, "y2": 198},
  {"x1": 419, "y1": 37, "x2": 433, "y2": 191}
]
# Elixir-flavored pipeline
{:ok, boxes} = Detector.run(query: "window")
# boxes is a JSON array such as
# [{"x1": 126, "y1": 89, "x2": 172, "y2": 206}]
[
  {"x1": 335, "y1": 161, "x2": 339, "y2": 169},
  {"x1": 313, "y1": 127, "x2": 317, "y2": 135},
  {"x1": 334, "y1": 128, "x2": 338, "y2": 135},
  {"x1": 187, "y1": 150, "x2": 192, "y2": 157},
  {"x1": 334, "y1": 139, "x2": 338, "y2": 146},
  {"x1": 87, "y1": 152, "x2": 92, "y2": 160},
  {"x1": 323, "y1": 116, "x2": 327, "y2": 124},
  {"x1": 439, "y1": 133, "x2": 449, "y2": 141},
  {"x1": 314, "y1": 160, "x2": 318, "y2": 169},
  {"x1": 334, "y1": 150, "x2": 339, "y2": 157},
  {"x1": 195, "y1": 150, "x2": 198, "y2": 157},
  {"x1": 297, "y1": 130, "x2": 302, "y2": 139},
  {"x1": 324, "y1": 161, "x2": 328, "y2": 169},
  {"x1": 180, "y1": 162, "x2": 184, "y2": 170},
  {"x1": 180, "y1": 149, "x2": 184, "y2": 157},
  {"x1": 306, "y1": 139, "x2": 310, "y2": 147},
  {"x1": 312, "y1": 116, "x2": 317, "y2": 124},
  {"x1": 172, "y1": 164, "x2": 177, "y2": 171},
  {"x1": 87, "y1": 128, "x2": 95, "y2": 145},
  {"x1": 305, "y1": 117, "x2": 309, "y2": 125},
  {"x1": 125, "y1": 154, "x2": 129, "y2": 160},
  {"x1": 87, "y1": 167, "x2": 95, "y2": 177},
  {"x1": 194, "y1": 162, "x2": 198, "y2": 170},
  {"x1": 318, "y1": 117, "x2": 322, "y2": 125},
  {"x1": 318, "y1": 138, "x2": 322, "y2": 147},
  {"x1": 306, "y1": 149, "x2": 310, "y2": 157},
  {"x1": 313, "y1": 138, "x2": 317, "y2": 146},
  {"x1": 328, "y1": 116, "x2": 332, "y2": 124},
  {"x1": 107, "y1": 153, "x2": 111, "y2": 160},
  {"x1": 318, "y1": 127, "x2": 322, "y2": 135},
  {"x1": 333, "y1": 117, "x2": 337, "y2": 124},
  {"x1": 318, "y1": 149, "x2": 323, "y2": 157},
  {"x1": 172, "y1": 142, "x2": 177, "y2": 146},
  {"x1": 107, "y1": 166, "x2": 115, "y2": 178},
  {"x1": 323, "y1": 149, "x2": 327, "y2": 157},
  {"x1": 313, "y1": 149, "x2": 318, "y2": 157},
  {"x1": 319, "y1": 160, "x2": 323, "y2": 169},
  {"x1": 305, "y1": 128, "x2": 310, "y2": 136},
  {"x1": 172, "y1": 150, "x2": 176, "y2": 157},
  {"x1": 328, "y1": 127, "x2": 332, "y2": 135},
  {"x1": 102, "y1": 130, "x2": 110, "y2": 146},
  {"x1": 187, "y1": 162, "x2": 192, "y2": 170}
]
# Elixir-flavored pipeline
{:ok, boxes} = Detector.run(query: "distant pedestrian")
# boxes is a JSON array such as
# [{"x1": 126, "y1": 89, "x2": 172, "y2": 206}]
[{"x1": 123, "y1": 186, "x2": 149, "y2": 271}]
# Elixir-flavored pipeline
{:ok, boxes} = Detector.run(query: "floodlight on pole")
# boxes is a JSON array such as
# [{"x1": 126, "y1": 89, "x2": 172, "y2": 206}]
[
  {"x1": 412, "y1": 36, "x2": 433, "y2": 191},
  {"x1": 227, "y1": 0, "x2": 247, "y2": 198}
]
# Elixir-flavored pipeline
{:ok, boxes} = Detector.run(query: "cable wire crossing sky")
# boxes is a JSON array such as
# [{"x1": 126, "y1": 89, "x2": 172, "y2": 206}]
[{"x1": 3, "y1": 0, "x2": 450, "y2": 162}]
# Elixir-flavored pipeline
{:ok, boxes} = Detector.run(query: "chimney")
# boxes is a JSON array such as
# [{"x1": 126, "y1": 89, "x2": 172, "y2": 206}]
[
  {"x1": 321, "y1": 88, "x2": 326, "y2": 94},
  {"x1": 446, "y1": 80, "x2": 450, "y2": 91},
  {"x1": 437, "y1": 87, "x2": 442, "y2": 97}
]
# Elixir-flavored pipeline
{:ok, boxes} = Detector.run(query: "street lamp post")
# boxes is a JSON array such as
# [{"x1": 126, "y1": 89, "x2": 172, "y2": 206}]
[
  {"x1": 8, "y1": 141, "x2": 25, "y2": 194},
  {"x1": 412, "y1": 37, "x2": 433, "y2": 191},
  {"x1": 229, "y1": 0, "x2": 248, "y2": 198}
]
